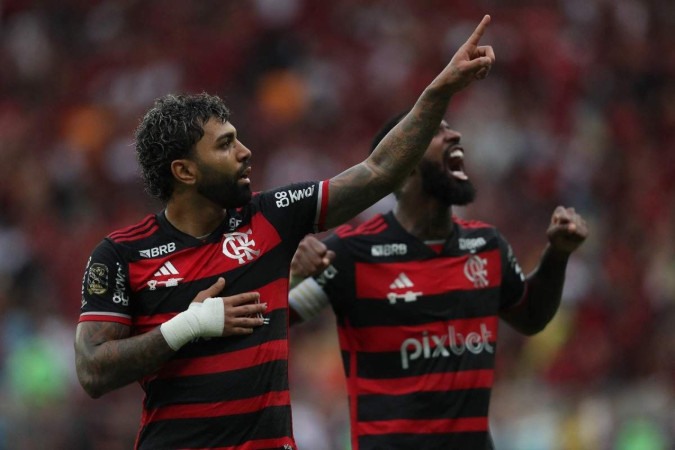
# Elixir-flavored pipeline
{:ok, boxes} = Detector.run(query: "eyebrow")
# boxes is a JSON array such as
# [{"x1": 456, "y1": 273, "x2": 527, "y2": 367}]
[{"x1": 214, "y1": 130, "x2": 236, "y2": 145}]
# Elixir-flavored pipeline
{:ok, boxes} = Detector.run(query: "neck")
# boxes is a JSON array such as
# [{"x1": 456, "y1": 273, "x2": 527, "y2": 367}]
[
  {"x1": 393, "y1": 197, "x2": 454, "y2": 241},
  {"x1": 164, "y1": 195, "x2": 227, "y2": 239}
]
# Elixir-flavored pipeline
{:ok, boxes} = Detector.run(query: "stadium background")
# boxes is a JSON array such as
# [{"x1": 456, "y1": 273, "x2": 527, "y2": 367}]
[{"x1": 0, "y1": 0, "x2": 673, "y2": 448}]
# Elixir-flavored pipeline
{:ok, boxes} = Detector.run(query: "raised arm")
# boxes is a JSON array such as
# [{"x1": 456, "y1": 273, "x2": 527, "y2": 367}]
[
  {"x1": 324, "y1": 15, "x2": 495, "y2": 228},
  {"x1": 75, "y1": 278, "x2": 267, "y2": 398},
  {"x1": 500, "y1": 207, "x2": 588, "y2": 335}
]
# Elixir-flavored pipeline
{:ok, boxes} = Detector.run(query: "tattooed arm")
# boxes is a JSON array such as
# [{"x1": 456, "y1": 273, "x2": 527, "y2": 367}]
[
  {"x1": 75, "y1": 277, "x2": 266, "y2": 398},
  {"x1": 324, "y1": 15, "x2": 495, "y2": 228},
  {"x1": 75, "y1": 323, "x2": 173, "y2": 398}
]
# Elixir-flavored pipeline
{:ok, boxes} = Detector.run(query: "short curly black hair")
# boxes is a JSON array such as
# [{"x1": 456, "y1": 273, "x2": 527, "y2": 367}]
[{"x1": 135, "y1": 93, "x2": 231, "y2": 203}]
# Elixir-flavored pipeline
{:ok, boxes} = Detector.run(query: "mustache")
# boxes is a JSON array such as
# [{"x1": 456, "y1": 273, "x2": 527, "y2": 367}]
[{"x1": 238, "y1": 161, "x2": 251, "y2": 177}]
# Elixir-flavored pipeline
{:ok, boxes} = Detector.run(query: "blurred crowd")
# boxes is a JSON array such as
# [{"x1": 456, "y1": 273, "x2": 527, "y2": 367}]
[{"x1": 0, "y1": 0, "x2": 673, "y2": 449}]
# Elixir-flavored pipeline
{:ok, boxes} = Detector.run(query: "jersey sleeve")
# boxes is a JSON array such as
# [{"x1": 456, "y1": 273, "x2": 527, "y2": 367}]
[
  {"x1": 79, "y1": 239, "x2": 132, "y2": 326},
  {"x1": 497, "y1": 232, "x2": 526, "y2": 311},
  {"x1": 258, "y1": 180, "x2": 329, "y2": 244},
  {"x1": 314, "y1": 233, "x2": 354, "y2": 317}
]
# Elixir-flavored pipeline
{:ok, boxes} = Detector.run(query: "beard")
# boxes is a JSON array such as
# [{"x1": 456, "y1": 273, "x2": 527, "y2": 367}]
[
  {"x1": 418, "y1": 159, "x2": 476, "y2": 207},
  {"x1": 196, "y1": 162, "x2": 252, "y2": 209}
]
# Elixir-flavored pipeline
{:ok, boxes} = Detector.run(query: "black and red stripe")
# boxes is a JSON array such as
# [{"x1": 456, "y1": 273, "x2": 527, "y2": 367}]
[
  {"x1": 109, "y1": 215, "x2": 159, "y2": 242},
  {"x1": 80, "y1": 181, "x2": 327, "y2": 450},
  {"x1": 316, "y1": 211, "x2": 523, "y2": 450}
]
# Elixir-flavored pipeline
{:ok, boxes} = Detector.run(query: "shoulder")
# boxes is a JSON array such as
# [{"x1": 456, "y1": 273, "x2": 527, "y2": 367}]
[
  {"x1": 452, "y1": 216, "x2": 506, "y2": 252},
  {"x1": 452, "y1": 216, "x2": 495, "y2": 231},
  {"x1": 334, "y1": 214, "x2": 389, "y2": 239},
  {"x1": 107, "y1": 214, "x2": 160, "y2": 244},
  {"x1": 96, "y1": 214, "x2": 166, "y2": 263},
  {"x1": 326, "y1": 214, "x2": 396, "y2": 261}
]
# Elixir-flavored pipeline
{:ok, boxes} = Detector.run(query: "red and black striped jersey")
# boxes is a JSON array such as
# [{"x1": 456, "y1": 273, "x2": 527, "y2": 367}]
[
  {"x1": 315, "y1": 211, "x2": 525, "y2": 450},
  {"x1": 79, "y1": 181, "x2": 329, "y2": 450}
]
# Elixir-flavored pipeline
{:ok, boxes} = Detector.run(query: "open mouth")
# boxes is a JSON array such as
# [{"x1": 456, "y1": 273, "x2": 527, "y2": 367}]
[
  {"x1": 239, "y1": 166, "x2": 252, "y2": 183},
  {"x1": 446, "y1": 148, "x2": 468, "y2": 180}
]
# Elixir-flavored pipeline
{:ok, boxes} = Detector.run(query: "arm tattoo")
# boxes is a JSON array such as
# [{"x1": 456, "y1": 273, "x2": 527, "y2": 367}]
[
  {"x1": 326, "y1": 87, "x2": 453, "y2": 228},
  {"x1": 75, "y1": 322, "x2": 175, "y2": 397}
]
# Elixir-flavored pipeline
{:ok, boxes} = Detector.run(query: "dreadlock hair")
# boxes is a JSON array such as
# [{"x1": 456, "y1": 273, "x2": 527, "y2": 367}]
[{"x1": 135, "y1": 93, "x2": 231, "y2": 203}]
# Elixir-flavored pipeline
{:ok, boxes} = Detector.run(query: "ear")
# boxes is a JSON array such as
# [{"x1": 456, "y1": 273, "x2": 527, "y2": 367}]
[{"x1": 170, "y1": 159, "x2": 197, "y2": 186}]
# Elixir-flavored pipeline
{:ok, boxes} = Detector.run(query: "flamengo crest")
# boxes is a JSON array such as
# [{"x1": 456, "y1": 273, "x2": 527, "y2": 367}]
[
  {"x1": 222, "y1": 229, "x2": 260, "y2": 264},
  {"x1": 464, "y1": 255, "x2": 489, "y2": 288}
]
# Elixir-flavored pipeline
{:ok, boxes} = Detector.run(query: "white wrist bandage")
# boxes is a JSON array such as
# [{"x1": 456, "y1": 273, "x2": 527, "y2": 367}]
[
  {"x1": 160, "y1": 297, "x2": 225, "y2": 350},
  {"x1": 289, "y1": 278, "x2": 330, "y2": 321}
]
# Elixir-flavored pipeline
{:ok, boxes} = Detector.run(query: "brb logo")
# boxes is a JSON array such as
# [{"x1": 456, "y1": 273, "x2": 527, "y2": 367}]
[
  {"x1": 399, "y1": 323, "x2": 494, "y2": 369},
  {"x1": 139, "y1": 242, "x2": 176, "y2": 258},
  {"x1": 222, "y1": 229, "x2": 260, "y2": 264}
]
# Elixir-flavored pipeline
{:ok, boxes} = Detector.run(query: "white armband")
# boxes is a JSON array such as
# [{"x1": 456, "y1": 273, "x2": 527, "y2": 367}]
[
  {"x1": 160, "y1": 297, "x2": 225, "y2": 350},
  {"x1": 289, "y1": 277, "x2": 330, "y2": 321}
]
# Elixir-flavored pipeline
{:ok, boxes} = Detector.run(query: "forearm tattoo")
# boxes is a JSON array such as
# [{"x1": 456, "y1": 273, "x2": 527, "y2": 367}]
[
  {"x1": 327, "y1": 88, "x2": 453, "y2": 227},
  {"x1": 75, "y1": 322, "x2": 174, "y2": 396}
]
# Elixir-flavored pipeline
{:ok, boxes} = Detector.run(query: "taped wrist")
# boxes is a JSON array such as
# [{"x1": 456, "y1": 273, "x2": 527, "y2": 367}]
[
  {"x1": 289, "y1": 277, "x2": 330, "y2": 321},
  {"x1": 160, "y1": 297, "x2": 225, "y2": 350}
]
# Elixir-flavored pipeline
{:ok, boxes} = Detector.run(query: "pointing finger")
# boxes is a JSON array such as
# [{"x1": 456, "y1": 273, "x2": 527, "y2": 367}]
[{"x1": 465, "y1": 14, "x2": 491, "y2": 47}]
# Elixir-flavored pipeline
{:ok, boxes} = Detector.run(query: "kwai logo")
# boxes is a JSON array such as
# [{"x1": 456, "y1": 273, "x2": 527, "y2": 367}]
[
  {"x1": 274, "y1": 185, "x2": 315, "y2": 208},
  {"x1": 112, "y1": 262, "x2": 129, "y2": 305},
  {"x1": 399, "y1": 323, "x2": 494, "y2": 369},
  {"x1": 316, "y1": 264, "x2": 338, "y2": 287}
]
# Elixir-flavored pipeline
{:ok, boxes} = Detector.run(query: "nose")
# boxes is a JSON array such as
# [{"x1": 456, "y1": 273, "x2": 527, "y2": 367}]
[
  {"x1": 236, "y1": 140, "x2": 252, "y2": 161},
  {"x1": 444, "y1": 128, "x2": 462, "y2": 141}
]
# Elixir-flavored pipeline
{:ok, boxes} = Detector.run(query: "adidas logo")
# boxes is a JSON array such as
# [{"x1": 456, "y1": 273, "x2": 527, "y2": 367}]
[
  {"x1": 147, "y1": 261, "x2": 183, "y2": 291},
  {"x1": 387, "y1": 273, "x2": 422, "y2": 304},
  {"x1": 154, "y1": 261, "x2": 179, "y2": 277},
  {"x1": 390, "y1": 273, "x2": 413, "y2": 289}
]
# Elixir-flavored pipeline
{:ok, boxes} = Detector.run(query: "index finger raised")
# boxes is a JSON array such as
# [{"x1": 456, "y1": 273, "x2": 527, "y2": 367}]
[{"x1": 465, "y1": 14, "x2": 491, "y2": 46}]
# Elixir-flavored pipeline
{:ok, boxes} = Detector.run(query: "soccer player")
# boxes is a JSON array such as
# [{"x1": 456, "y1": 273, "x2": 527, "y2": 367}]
[
  {"x1": 74, "y1": 15, "x2": 496, "y2": 450},
  {"x1": 288, "y1": 115, "x2": 588, "y2": 449}
]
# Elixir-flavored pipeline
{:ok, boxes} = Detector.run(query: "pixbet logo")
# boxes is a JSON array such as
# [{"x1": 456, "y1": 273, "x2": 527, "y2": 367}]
[{"x1": 399, "y1": 323, "x2": 494, "y2": 369}]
